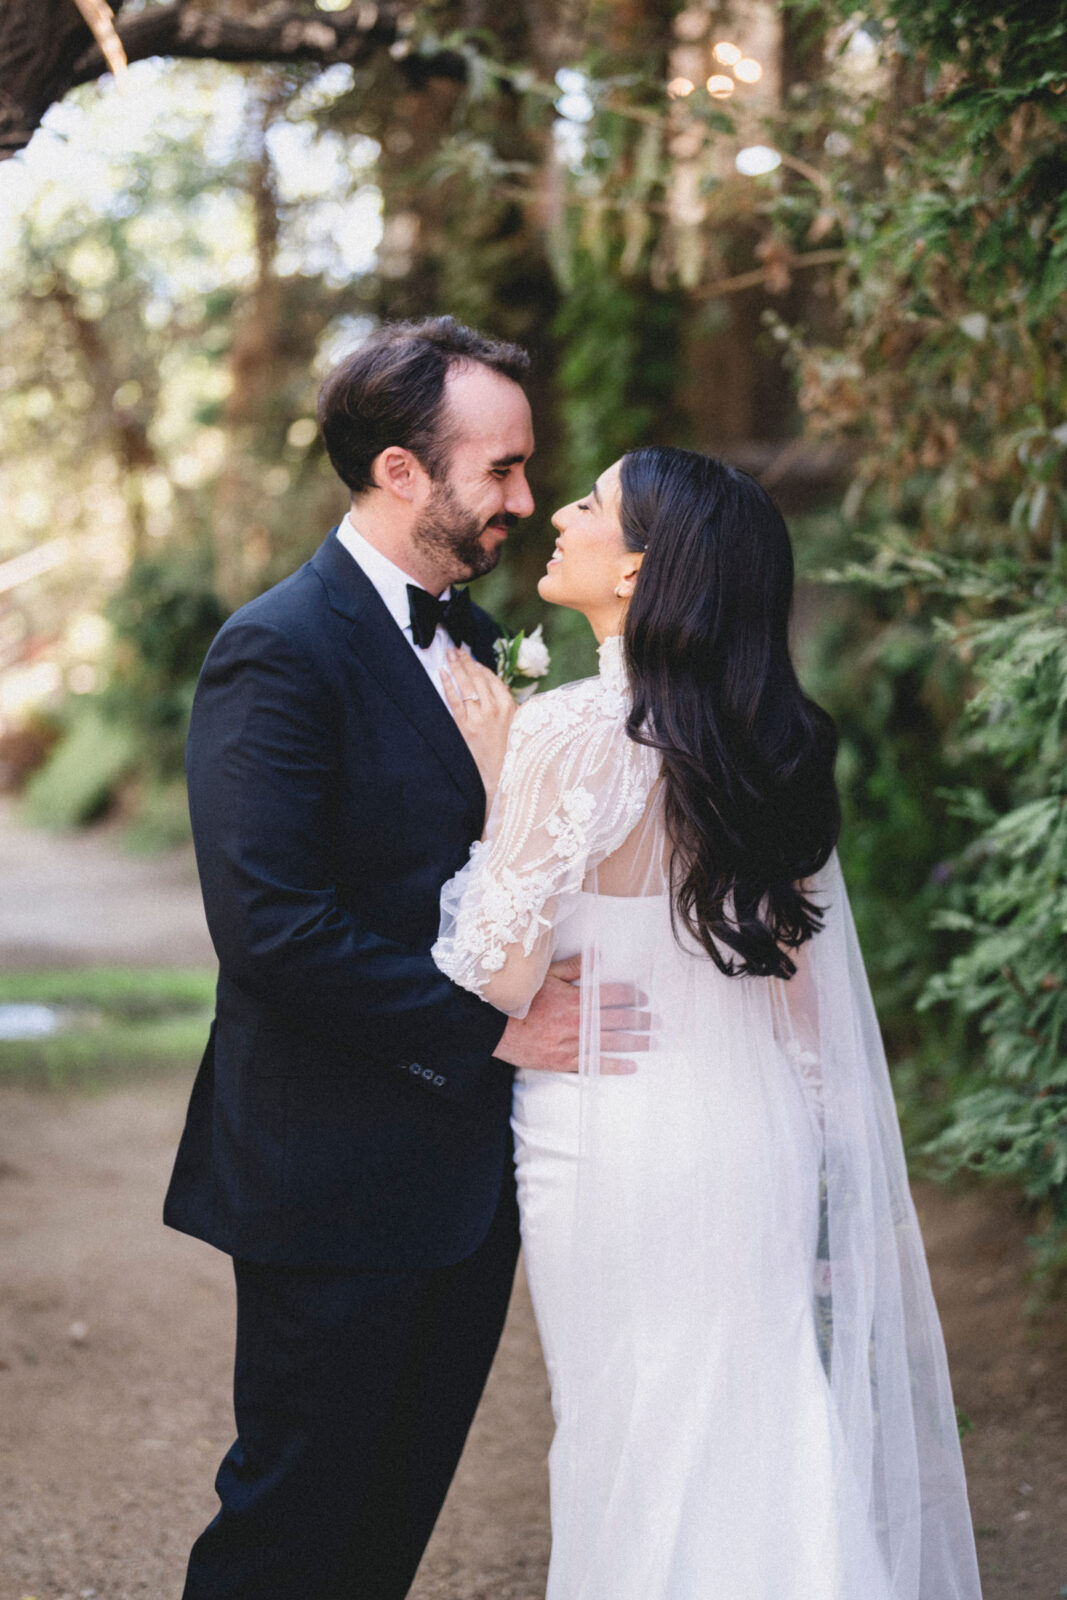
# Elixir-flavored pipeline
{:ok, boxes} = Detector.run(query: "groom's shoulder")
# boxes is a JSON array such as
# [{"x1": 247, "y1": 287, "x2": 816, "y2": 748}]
[{"x1": 230, "y1": 562, "x2": 322, "y2": 631}]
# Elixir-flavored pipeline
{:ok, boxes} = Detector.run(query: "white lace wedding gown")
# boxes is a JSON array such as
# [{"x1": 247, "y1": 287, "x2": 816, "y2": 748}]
[{"x1": 433, "y1": 636, "x2": 982, "y2": 1600}]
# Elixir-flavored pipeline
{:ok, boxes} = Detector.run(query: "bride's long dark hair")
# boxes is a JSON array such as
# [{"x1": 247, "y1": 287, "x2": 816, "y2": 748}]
[{"x1": 620, "y1": 446, "x2": 840, "y2": 979}]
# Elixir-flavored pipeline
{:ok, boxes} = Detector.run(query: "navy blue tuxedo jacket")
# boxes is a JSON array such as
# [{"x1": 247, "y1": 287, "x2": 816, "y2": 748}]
[{"x1": 163, "y1": 529, "x2": 512, "y2": 1271}]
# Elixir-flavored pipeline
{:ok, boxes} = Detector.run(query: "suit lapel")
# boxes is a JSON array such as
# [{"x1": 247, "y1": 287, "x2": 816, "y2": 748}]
[
  {"x1": 467, "y1": 607, "x2": 502, "y2": 670},
  {"x1": 311, "y1": 529, "x2": 486, "y2": 807}
]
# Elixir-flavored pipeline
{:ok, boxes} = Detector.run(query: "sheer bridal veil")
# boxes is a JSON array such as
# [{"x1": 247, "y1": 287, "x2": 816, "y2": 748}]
[{"x1": 560, "y1": 849, "x2": 983, "y2": 1599}]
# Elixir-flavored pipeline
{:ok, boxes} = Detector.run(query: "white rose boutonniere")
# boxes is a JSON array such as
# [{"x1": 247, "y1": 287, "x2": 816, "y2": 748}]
[{"x1": 494, "y1": 623, "x2": 551, "y2": 703}]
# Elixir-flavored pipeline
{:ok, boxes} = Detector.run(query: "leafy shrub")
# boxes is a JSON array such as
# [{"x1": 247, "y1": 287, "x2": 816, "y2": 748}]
[
  {"x1": 22, "y1": 708, "x2": 136, "y2": 828},
  {"x1": 0, "y1": 711, "x2": 63, "y2": 793},
  {"x1": 104, "y1": 557, "x2": 227, "y2": 781},
  {"x1": 771, "y1": 0, "x2": 1067, "y2": 1280},
  {"x1": 917, "y1": 558, "x2": 1067, "y2": 1283},
  {"x1": 0, "y1": 966, "x2": 215, "y2": 1090}
]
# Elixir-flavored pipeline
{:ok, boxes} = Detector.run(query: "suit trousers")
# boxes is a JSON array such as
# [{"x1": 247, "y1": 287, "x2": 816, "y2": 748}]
[{"x1": 180, "y1": 1178, "x2": 520, "y2": 1600}]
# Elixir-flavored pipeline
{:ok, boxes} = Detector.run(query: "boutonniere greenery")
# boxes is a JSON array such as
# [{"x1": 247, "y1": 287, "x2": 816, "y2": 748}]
[{"x1": 494, "y1": 624, "x2": 551, "y2": 704}]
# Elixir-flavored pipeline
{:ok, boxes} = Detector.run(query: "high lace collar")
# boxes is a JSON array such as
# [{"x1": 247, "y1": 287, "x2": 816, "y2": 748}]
[{"x1": 597, "y1": 633, "x2": 628, "y2": 694}]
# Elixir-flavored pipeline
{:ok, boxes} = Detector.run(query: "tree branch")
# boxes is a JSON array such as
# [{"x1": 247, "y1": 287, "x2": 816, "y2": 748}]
[
  {"x1": 71, "y1": 3, "x2": 401, "y2": 80},
  {"x1": 694, "y1": 250, "x2": 846, "y2": 299},
  {"x1": 1, "y1": 1, "x2": 470, "y2": 162},
  {"x1": 70, "y1": 0, "x2": 128, "y2": 81}
]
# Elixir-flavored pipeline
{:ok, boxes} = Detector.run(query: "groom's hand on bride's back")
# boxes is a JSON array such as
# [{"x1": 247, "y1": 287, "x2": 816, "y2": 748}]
[{"x1": 493, "y1": 955, "x2": 651, "y2": 1076}]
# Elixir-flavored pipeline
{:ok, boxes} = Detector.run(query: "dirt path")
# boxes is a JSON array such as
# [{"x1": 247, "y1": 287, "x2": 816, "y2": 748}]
[
  {"x1": 0, "y1": 798, "x2": 213, "y2": 970},
  {"x1": 0, "y1": 805, "x2": 1064, "y2": 1598},
  {"x1": 2, "y1": 1075, "x2": 1064, "y2": 1599},
  {"x1": 0, "y1": 1078, "x2": 553, "y2": 1600}
]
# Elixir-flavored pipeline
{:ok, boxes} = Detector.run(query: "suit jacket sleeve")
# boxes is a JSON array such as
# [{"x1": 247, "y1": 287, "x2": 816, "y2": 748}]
[{"x1": 186, "y1": 617, "x2": 508, "y2": 1099}]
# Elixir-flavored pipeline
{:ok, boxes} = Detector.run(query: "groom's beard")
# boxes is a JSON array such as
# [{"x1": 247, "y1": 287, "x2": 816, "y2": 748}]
[{"x1": 412, "y1": 476, "x2": 517, "y2": 581}]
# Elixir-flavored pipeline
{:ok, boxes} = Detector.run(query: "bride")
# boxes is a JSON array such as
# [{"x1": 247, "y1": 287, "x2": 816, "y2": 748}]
[{"x1": 431, "y1": 446, "x2": 982, "y2": 1600}]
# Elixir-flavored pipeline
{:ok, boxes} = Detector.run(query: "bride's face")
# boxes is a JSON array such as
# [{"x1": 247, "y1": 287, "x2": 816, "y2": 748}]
[{"x1": 539, "y1": 459, "x2": 641, "y2": 635}]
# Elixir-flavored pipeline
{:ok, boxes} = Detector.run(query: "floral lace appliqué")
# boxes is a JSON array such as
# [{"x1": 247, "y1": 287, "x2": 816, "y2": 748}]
[{"x1": 543, "y1": 785, "x2": 597, "y2": 860}]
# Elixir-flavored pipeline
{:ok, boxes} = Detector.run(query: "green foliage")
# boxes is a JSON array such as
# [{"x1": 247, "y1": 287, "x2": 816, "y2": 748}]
[
  {"x1": 804, "y1": 558, "x2": 1067, "y2": 1247},
  {"x1": 0, "y1": 61, "x2": 365, "y2": 837},
  {"x1": 0, "y1": 1013, "x2": 211, "y2": 1090},
  {"x1": 554, "y1": 262, "x2": 689, "y2": 490},
  {"x1": 0, "y1": 968, "x2": 216, "y2": 1008},
  {"x1": 121, "y1": 780, "x2": 197, "y2": 854},
  {"x1": 23, "y1": 708, "x2": 136, "y2": 829},
  {"x1": 0, "y1": 966, "x2": 214, "y2": 1091},
  {"x1": 911, "y1": 562, "x2": 1067, "y2": 1270},
  {"x1": 776, "y1": 0, "x2": 1067, "y2": 1277},
  {"x1": 22, "y1": 558, "x2": 226, "y2": 834},
  {"x1": 104, "y1": 557, "x2": 227, "y2": 781},
  {"x1": 796, "y1": 563, "x2": 977, "y2": 1146},
  {"x1": 841, "y1": 1, "x2": 1067, "y2": 122},
  {"x1": 792, "y1": 517, "x2": 978, "y2": 1150}
]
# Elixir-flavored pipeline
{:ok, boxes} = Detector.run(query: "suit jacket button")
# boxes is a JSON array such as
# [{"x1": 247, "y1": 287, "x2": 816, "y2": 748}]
[
  {"x1": 421, "y1": 1067, "x2": 433, "y2": 1079},
  {"x1": 409, "y1": 1063, "x2": 421, "y2": 1074},
  {"x1": 433, "y1": 1074, "x2": 446, "y2": 1087}
]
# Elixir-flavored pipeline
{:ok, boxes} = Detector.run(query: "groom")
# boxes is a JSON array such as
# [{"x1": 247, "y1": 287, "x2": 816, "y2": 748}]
[{"x1": 165, "y1": 317, "x2": 602, "y2": 1598}]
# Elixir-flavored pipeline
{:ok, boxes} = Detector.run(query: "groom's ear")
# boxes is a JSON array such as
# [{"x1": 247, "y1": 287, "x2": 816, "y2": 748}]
[{"x1": 371, "y1": 446, "x2": 430, "y2": 505}]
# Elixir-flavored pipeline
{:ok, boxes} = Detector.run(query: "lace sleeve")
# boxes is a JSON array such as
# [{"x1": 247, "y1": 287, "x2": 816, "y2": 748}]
[{"x1": 432, "y1": 679, "x2": 660, "y2": 1016}]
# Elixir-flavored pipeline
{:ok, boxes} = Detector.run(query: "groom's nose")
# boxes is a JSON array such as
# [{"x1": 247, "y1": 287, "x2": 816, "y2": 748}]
[{"x1": 506, "y1": 471, "x2": 535, "y2": 520}]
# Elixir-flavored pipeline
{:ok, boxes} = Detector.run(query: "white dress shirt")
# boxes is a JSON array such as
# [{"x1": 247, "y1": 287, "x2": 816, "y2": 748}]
[{"x1": 336, "y1": 514, "x2": 458, "y2": 711}]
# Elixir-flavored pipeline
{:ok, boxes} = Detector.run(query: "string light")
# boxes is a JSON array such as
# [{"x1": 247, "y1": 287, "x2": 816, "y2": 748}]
[
  {"x1": 712, "y1": 42, "x2": 741, "y2": 66},
  {"x1": 706, "y1": 74, "x2": 735, "y2": 99},
  {"x1": 733, "y1": 58, "x2": 763, "y2": 83},
  {"x1": 668, "y1": 77, "x2": 696, "y2": 98}
]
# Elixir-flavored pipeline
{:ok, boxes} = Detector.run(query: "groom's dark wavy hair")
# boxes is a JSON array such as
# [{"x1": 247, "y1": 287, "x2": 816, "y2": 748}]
[
  {"x1": 318, "y1": 315, "x2": 530, "y2": 494},
  {"x1": 620, "y1": 447, "x2": 840, "y2": 980}
]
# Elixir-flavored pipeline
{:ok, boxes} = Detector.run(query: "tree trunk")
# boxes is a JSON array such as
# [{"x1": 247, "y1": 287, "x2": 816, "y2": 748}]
[
  {"x1": 211, "y1": 79, "x2": 286, "y2": 607},
  {"x1": 349, "y1": 0, "x2": 565, "y2": 611},
  {"x1": 210, "y1": 75, "x2": 353, "y2": 606},
  {"x1": 49, "y1": 276, "x2": 157, "y2": 561}
]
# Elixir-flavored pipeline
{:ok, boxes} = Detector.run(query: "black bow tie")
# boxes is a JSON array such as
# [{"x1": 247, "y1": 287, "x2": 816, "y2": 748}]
[{"x1": 406, "y1": 583, "x2": 474, "y2": 650}]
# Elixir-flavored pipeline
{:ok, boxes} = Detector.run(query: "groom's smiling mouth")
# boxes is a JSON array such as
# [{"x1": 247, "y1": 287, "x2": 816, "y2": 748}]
[{"x1": 484, "y1": 514, "x2": 518, "y2": 542}]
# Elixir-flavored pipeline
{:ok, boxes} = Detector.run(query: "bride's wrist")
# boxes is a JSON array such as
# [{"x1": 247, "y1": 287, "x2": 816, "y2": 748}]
[{"x1": 478, "y1": 760, "x2": 504, "y2": 810}]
